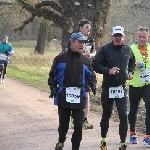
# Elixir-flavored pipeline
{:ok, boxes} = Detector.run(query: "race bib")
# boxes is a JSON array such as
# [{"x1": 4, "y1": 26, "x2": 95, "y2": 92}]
[
  {"x1": 82, "y1": 45, "x2": 92, "y2": 55},
  {"x1": 66, "y1": 87, "x2": 81, "y2": 103},
  {"x1": 139, "y1": 69, "x2": 150, "y2": 83},
  {"x1": 109, "y1": 86, "x2": 124, "y2": 98},
  {"x1": 0, "y1": 54, "x2": 6, "y2": 60}
]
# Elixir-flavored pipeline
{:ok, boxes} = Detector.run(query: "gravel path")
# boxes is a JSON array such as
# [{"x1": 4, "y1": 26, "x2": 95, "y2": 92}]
[{"x1": 0, "y1": 78, "x2": 149, "y2": 150}]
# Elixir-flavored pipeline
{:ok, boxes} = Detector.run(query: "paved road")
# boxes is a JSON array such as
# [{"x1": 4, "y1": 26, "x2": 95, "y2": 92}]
[{"x1": 0, "y1": 78, "x2": 149, "y2": 150}]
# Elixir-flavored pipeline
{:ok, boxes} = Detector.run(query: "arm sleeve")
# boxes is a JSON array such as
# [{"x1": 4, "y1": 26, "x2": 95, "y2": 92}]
[
  {"x1": 128, "y1": 48, "x2": 136, "y2": 74},
  {"x1": 92, "y1": 46, "x2": 110, "y2": 75},
  {"x1": 48, "y1": 57, "x2": 58, "y2": 87},
  {"x1": 8, "y1": 43, "x2": 14, "y2": 56}
]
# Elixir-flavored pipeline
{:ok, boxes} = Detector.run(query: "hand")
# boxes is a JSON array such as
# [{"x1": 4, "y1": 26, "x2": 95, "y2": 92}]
[
  {"x1": 86, "y1": 53, "x2": 91, "y2": 59},
  {"x1": 136, "y1": 62, "x2": 145, "y2": 69},
  {"x1": 127, "y1": 72, "x2": 133, "y2": 80},
  {"x1": 49, "y1": 87, "x2": 57, "y2": 98},
  {"x1": 135, "y1": 62, "x2": 141, "y2": 68},
  {"x1": 109, "y1": 67, "x2": 120, "y2": 75}
]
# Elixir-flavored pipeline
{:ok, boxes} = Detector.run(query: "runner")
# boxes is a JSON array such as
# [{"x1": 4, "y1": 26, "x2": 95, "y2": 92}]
[
  {"x1": 67, "y1": 19, "x2": 96, "y2": 130},
  {"x1": 0, "y1": 35, "x2": 14, "y2": 84},
  {"x1": 48, "y1": 32, "x2": 96, "y2": 150},
  {"x1": 92, "y1": 26, "x2": 135, "y2": 150},
  {"x1": 128, "y1": 27, "x2": 150, "y2": 147}
]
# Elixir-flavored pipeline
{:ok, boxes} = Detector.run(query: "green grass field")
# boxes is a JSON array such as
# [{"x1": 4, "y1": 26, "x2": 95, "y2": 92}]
[{"x1": 7, "y1": 40, "x2": 61, "y2": 92}]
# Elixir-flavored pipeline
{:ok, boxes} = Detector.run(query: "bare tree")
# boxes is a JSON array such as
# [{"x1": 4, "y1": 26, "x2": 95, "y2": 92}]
[{"x1": 15, "y1": 0, "x2": 111, "y2": 52}]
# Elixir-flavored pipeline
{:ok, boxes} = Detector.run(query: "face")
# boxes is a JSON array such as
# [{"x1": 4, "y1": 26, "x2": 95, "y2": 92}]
[
  {"x1": 70, "y1": 39, "x2": 85, "y2": 53},
  {"x1": 79, "y1": 24, "x2": 91, "y2": 37},
  {"x1": 136, "y1": 31, "x2": 149, "y2": 46},
  {"x1": 111, "y1": 33, "x2": 124, "y2": 45},
  {"x1": 2, "y1": 37, "x2": 8, "y2": 43}
]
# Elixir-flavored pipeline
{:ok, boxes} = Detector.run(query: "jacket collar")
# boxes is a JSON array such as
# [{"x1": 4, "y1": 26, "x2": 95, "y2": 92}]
[{"x1": 67, "y1": 47, "x2": 82, "y2": 56}]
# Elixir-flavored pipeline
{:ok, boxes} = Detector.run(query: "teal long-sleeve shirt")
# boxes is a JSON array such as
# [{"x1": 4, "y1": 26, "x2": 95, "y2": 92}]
[{"x1": 0, "y1": 42, "x2": 14, "y2": 63}]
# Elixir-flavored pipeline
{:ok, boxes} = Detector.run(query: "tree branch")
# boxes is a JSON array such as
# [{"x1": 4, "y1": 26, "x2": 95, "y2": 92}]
[
  {"x1": 35, "y1": 1, "x2": 62, "y2": 13},
  {"x1": 14, "y1": 15, "x2": 35, "y2": 32},
  {"x1": 16, "y1": 0, "x2": 63, "y2": 32}
]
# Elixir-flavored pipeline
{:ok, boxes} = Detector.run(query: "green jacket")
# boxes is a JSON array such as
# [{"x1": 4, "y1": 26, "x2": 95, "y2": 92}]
[{"x1": 128, "y1": 43, "x2": 150, "y2": 87}]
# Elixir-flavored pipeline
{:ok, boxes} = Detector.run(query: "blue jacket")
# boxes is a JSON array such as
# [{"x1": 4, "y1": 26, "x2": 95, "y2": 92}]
[
  {"x1": 0, "y1": 42, "x2": 14, "y2": 64},
  {"x1": 48, "y1": 48, "x2": 96, "y2": 108}
]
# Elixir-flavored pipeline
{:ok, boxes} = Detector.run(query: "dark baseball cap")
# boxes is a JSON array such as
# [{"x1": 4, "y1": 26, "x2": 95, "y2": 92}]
[{"x1": 70, "y1": 32, "x2": 87, "y2": 41}]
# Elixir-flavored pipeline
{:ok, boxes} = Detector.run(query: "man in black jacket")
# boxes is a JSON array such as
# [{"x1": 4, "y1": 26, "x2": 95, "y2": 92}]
[
  {"x1": 48, "y1": 32, "x2": 96, "y2": 150},
  {"x1": 92, "y1": 26, "x2": 135, "y2": 150},
  {"x1": 67, "y1": 19, "x2": 96, "y2": 129}
]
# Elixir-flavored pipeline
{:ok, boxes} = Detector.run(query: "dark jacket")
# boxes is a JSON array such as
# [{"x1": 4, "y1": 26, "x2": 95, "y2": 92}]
[
  {"x1": 92, "y1": 42, "x2": 135, "y2": 89},
  {"x1": 48, "y1": 48, "x2": 96, "y2": 109}
]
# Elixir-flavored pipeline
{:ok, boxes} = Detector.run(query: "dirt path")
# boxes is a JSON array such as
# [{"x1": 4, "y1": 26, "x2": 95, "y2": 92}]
[{"x1": 0, "y1": 78, "x2": 149, "y2": 150}]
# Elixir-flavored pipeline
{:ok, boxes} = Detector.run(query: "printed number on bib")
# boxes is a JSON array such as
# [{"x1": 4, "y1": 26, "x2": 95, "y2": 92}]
[
  {"x1": 66, "y1": 87, "x2": 81, "y2": 103},
  {"x1": 109, "y1": 86, "x2": 124, "y2": 98},
  {"x1": 82, "y1": 45, "x2": 91, "y2": 55},
  {"x1": 139, "y1": 69, "x2": 150, "y2": 83},
  {"x1": 0, "y1": 54, "x2": 6, "y2": 60}
]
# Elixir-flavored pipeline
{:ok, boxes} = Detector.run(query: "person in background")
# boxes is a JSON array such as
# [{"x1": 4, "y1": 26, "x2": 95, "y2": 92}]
[
  {"x1": 92, "y1": 26, "x2": 135, "y2": 150},
  {"x1": 67, "y1": 19, "x2": 96, "y2": 130},
  {"x1": 0, "y1": 35, "x2": 14, "y2": 84},
  {"x1": 128, "y1": 27, "x2": 150, "y2": 147},
  {"x1": 48, "y1": 32, "x2": 96, "y2": 150}
]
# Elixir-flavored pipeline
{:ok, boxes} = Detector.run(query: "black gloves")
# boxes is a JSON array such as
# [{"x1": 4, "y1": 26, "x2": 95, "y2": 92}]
[
  {"x1": 49, "y1": 86, "x2": 57, "y2": 98},
  {"x1": 5, "y1": 51, "x2": 9, "y2": 56},
  {"x1": 89, "y1": 81, "x2": 96, "y2": 95}
]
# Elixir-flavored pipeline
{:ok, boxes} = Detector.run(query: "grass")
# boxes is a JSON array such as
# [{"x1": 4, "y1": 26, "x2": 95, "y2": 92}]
[{"x1": 7, "y1": 40, "x2": 61, "y2": 92}]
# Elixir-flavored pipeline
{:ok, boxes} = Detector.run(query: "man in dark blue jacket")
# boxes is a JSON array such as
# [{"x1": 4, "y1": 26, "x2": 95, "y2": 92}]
[
  {"x1": 92, "y1": 26, "x2": 135, "y2": 150},
  {"x1": 48, "y1": 32, "x2": 96, "y2": 150},
  {"x1": 66, "y1": 19, "x2": 96, "y2": 129}
]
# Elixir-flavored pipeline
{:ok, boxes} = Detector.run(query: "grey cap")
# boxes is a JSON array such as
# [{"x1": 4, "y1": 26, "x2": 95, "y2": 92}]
[
  {"x1": 70, "y1": 32, "x2": 87, "y2": 41},
  {"x1": 2, "y1": 35, "x2": 8, "y2": 38}
]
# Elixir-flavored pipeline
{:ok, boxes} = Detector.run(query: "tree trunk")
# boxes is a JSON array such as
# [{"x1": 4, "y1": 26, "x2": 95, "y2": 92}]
[
  {"x1": 60, "y1": 0, "x2": 111, "y2": 52},
  {"x1": 35, "y1": 22, "x2": 46, "y2": 54}
]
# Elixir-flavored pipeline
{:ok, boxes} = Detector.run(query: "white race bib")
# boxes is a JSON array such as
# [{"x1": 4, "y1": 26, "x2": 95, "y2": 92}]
[
  {"x1": 109, "y1": 86, "x2": 124, "y2": 98},
  {"x1": 82, "y1": 45, "x2": 92, "y2": 55},
  {"x1": 0, "y1": 54, "x2": 6, "y2": 60},
  {"x1": 66, "y1": 87, "x2": 81, "y2": 103},
  {"x1": 139, "y1": 69, "x2": 150, "y2": 83}
]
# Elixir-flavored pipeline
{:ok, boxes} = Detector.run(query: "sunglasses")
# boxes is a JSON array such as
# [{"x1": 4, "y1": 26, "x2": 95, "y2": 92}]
[{"x1": 114, "y1": 33, "x2": 123, "y2": 37}]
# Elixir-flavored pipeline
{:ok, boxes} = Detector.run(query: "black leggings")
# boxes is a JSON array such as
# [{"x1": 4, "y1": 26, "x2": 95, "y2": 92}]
[
  {"x1": 0, "y1": 63, "x2": 7, "y2": 79},
  {"x1": 58, "y1": 107, "x2": 84, "y2": 150},
  {"x1": 100, "y1": 89, "x2": 128, "y2": 143},
  {"x1": 128, "y1": 85, "x2": 150, "y2": 134}
]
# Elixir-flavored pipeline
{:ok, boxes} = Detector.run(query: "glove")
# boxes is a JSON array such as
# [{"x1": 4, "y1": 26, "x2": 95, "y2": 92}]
[
  {"x1": 89, "y1": 81, "x2": 96, "y2": 95},
  {"x1": 5, "y1": 51, "x2": 9, "y2": 56},
  {"x1": 49, "y1": 86, "x2": 57, "y2": 98}
]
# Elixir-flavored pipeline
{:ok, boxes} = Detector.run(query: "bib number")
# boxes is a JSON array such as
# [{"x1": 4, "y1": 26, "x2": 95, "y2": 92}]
[
  {"x1": 0, "y1": 54, "x2": 6, "y2": 60},
  {"x1": 82, "y1": 45, "x2": 92, "y2": 55},
  {"x1": 139, "y1": 69, "x2": 150, "y2": 83},
  {"x1": 109, "y1": 86, "x2": 124, "y2": 98},
  {"x1": 66, "y1": 87, "x2": 81, "y2": 103}
]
